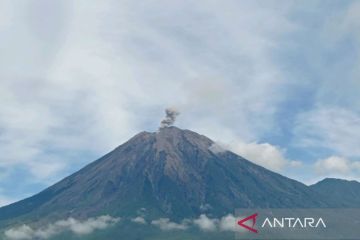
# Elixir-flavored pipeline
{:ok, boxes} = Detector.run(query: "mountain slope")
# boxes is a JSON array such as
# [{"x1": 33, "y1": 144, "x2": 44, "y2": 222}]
[
  {"x1": 0, "y1": 127, "x2": 330, "y2": 230},
  {"x1": 310, "y1": 178, "x2": 360, "y2": 207}
]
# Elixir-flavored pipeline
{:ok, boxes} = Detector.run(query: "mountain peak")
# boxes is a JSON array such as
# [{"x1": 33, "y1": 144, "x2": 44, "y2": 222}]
[
  {"x1": 157, "y1": 126, "x2": 184, "y2": 137},
  {"x1": 155, "y1": 126, "x2": 213, "y2": 153}
]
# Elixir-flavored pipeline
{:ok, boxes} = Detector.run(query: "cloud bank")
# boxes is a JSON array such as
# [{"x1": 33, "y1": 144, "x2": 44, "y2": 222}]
[
  {"x1": 4, "y1": 215, "x2": 120, "y2": 240},
  {"x1": 151, "y1": 218, "x2": 189, "y2": 231},
  {"x1": 131, "y1": 216, "x2": 146, "y2": 224},
  {"x1": 150, "y1": 214, "x2": 241, "y2": 232}
]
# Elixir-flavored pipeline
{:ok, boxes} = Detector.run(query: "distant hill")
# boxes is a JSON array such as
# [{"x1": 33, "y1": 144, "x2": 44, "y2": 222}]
[{"x1": 310, "y1": 178, "x2": 360, "y2": 207}]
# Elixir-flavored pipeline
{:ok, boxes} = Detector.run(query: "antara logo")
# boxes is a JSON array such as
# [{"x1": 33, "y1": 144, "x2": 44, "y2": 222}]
[
  {"x1": 237, "y1": 213, "x2": 327, "y2": 234},
  {"x1": 261, "y1": 217, "x2": 326, "y2": 228},
  {"x1": 237, "y1": 213, "x2": 258, "y2": 233}
]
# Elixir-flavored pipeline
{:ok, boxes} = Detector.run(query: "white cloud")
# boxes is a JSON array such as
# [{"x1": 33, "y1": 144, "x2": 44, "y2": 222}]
[
  {"x1": 5, "y1": 225, "x2": 33, "y2": 240},
  {"x1": 219, "y1": 214, "x2": 241, "y2": 232},
  {"x1": 210, "y1": 141, "x2": 300, "y2": 173},
  {"x1": 209, "y1": 143, "x2": 227, "y2": 154},
  {"x1": 4, "y1": 0, "x2": 359, "y2": 193},
  {"x1": 193, "y1": 214, "x2": 218, "y2": 232},
  {"x1": 151, "y1": 218, "x2": 189, "y2": 231},
  {"x1": 315, "y1": 156, "x2": 350, "y2": 174},
  {"x1": 131, "y1": 216, "x2": 146, "y2": 224},
  {"x1": 0, "y1": 0, "x2": 298, "y2": 190},
  {"x1": 152, "y1": 214, "x2": 246, "y2": 232},
  {"x1": 4, "y1": 215, "x2": 120, "y2": 240},
  {"x1": 289, "y1": 160, "x2": 303, "y2": 167},
  {"x1": 314, "y1": 156, "x2": 360, "y2": 179},
  {"x1": 294, "y1": 107, "x2": 360, "y2": 158},
  {"x1": 229, "y1": 141, "x2": 289, "y2": 172}
]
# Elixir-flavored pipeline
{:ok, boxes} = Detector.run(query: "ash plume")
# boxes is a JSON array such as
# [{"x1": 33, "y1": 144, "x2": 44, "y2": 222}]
[{"x1": 160, "y1": 108, "x2": 180, "y2": 128}]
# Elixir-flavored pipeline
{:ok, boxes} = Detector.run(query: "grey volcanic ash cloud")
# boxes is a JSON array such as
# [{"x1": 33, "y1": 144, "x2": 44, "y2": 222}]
[{"x1": 160, "y1": 108, "x2": 180, "y2": 128}]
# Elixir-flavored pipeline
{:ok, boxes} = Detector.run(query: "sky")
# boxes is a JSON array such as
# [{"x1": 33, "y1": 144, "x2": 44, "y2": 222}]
[{"x1": 0, "y1": 0, "x2": 360, "y2": 206}]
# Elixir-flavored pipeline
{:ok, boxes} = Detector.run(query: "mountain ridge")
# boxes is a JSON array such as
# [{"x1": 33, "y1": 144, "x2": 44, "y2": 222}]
[{"x1": 310, "y1": 177, "x2": 360, "y2": 207}]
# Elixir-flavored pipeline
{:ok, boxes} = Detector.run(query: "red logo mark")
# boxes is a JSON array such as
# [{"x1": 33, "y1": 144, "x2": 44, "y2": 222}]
[{"x1": 237, "y1": 213, "x2": 258, "y2": 233}]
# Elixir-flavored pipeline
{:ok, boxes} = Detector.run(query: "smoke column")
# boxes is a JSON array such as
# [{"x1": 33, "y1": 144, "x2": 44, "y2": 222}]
[{"x1": 160, "y1": 108, "x2": 180, "y2": 128}]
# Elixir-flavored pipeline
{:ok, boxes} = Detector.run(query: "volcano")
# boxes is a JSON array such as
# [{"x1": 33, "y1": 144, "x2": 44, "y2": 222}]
[{"x1": 0, "y1": 127, "x2": 357, "y2": 239}]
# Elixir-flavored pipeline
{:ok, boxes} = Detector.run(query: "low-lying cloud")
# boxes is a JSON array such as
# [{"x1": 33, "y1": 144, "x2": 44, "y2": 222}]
[
  {"x1": 4, "y1": 215, "x2": 120, "y2": 240},
  {"x1": 193, "y1": 214, "x2": 217, "y2": 231},
  {"x1": 131, "y1": 216, "x2": 146, "y2": 224},
  {"x1": 151, "y1": 214, "x2": 241, "y2": 232},
  {"x1": 151, "y1": 218, "x2": 189, "y2": 231}
]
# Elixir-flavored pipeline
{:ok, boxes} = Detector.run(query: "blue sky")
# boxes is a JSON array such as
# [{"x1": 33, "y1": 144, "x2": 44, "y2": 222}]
[{"x1": 0, "y1": 0, "x2": 360, "y2": 206}]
